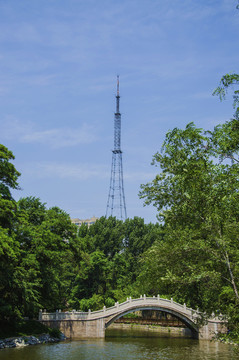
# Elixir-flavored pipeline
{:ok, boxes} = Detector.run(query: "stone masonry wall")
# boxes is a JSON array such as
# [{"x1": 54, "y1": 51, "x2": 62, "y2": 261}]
[{"x1": 41, "y1": 319, "x2": 105, "y2": 339}]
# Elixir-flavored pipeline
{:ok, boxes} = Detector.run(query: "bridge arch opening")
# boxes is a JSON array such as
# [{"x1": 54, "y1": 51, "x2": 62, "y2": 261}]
[{"x1": 105, "y1": 306, "x2": 199, "y2": 339}]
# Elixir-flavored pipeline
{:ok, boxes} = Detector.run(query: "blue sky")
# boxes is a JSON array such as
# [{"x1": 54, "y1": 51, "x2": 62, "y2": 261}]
[{"x1": 1, "y1": 0, "x2": 238, "y2": 223}]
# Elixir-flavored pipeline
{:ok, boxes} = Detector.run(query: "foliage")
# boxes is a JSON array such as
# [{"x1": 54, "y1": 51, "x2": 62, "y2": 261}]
[
  {"x1": 0, "y1": 144, "x2": 20, "y2": 193},
  {"x1": 15, "y1": 197, "x2": 78, "y2": 314},
  {"x1": 68, "y1": 216, "x2": 160, "y2": 310},
  {"x1": 213, "y1": 73, "x2": 239, "y2": 118},
  {"x1": 0, "y1": 319, "x2": 60, "y2": 339},
  {"x1": 139, "y1": 120, "x2": 239, "y2": 321},
  {"x1": 0, "y1": 144, "x2": 20, "y2": 229},
  {"x1": 1, "y1": 126, "x2": 238, "y2": 340},
  {"x1": 0, "y1": 148, "x2": 161, "y2": 326},
  {"x1": 208, "y1": 119, "x2": 239, "y2": 163}
]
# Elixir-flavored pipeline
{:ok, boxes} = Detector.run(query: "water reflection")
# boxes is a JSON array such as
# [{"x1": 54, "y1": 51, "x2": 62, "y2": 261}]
[{"x1": 0, "y1": 328, "x2": 238, "y2": 360}]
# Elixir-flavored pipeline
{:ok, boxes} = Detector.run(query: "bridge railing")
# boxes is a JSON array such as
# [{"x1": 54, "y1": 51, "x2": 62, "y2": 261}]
[{"x1": 39, "y1": 295, "x2": 205, "y2": 322}]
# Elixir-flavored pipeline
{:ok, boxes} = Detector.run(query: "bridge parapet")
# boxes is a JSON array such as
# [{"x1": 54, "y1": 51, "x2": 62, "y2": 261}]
[
  {"x1": 39, "y1": 295, "x2": 207, "y2": 322},
  {"x1": 39, "y1": 296, "x2": 226, "y2": 340}
]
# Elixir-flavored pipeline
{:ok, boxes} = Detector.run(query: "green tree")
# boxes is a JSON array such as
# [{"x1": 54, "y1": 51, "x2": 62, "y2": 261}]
[
  {"x1": 0, "y1": 227, "x2": 21, "y2": 320},
  {"x1": 212, "y1": 72, "x2": 239, "y2": 163},
  {"x1": 88, "y1": 216, "x2": 124, "y2": 259},
  {"x1": 213, "y1": 73, "x2": 239, "y2": 119},
  {"x1": 0, "y1": 145, "x2": 20, "y2": 229},
  {"x1": 209, "y1": 119, "x2": 239, "y2": 163},
  {"x1": 69, "y1": 250, "x2": 113, "y2": 310},
  {"x1": 15, "y1": 197, "x2": 77, "y2": 313},
  {"x1": 123, "y1": 217, "x2": 163, "y2": 283},
  {"x1": 0, "y1": 145, "x2": 20, "y2": 195},
  {"x1": 139, "y1": 123, "x2": 239, "y2": 313},
  {"x1": 68, "y1": 216, "x2": 161, "y2": 310}
]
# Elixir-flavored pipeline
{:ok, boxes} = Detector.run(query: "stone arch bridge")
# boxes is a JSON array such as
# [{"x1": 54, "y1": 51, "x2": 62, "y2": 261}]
[{"x1": 39, "y1": 295, "x2": 226, "y2": 340}]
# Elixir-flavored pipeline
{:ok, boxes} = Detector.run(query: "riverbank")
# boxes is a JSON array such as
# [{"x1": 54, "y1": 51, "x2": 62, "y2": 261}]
[
  {"x1": 0, "y1": 319, "x2": 66, "y2": 349},
  {"x1": 107, "y1": 322, "x2": 193, "y2": 337},
  {"x1": 0, "y1": 333, "x2": 66, "y2": 349}
]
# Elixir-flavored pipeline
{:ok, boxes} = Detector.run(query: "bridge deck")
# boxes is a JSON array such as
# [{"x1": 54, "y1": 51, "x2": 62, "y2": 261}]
[
  {"x1": 39, "y1": 296, "x2": 226, "y2": 340},
  {"x1": 39, "y1": 296, "x2": 220, "y2": 323}
]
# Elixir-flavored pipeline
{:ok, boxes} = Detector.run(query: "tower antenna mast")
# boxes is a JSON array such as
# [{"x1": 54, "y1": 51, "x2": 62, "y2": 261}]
[{"x1": 106, "y1": 76, "x2": 127, "y2": 220}]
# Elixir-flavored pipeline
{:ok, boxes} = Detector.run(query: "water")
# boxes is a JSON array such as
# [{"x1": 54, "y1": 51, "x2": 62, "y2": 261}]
[{"x1": 0, "y1": 328, "x2": 238, "y2": 360}]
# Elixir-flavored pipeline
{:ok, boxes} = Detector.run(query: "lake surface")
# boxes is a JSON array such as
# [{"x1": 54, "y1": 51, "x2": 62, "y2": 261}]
[{"x1": 0, "y1": 327, "x2": 238, "y2": 360}]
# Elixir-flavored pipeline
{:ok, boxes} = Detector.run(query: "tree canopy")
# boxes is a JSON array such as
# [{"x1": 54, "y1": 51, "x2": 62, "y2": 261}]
[
  {"x1": 0, "y1": 148, "x2": 161, "y2": 321},
  {"x1": 0, "y1": 145, "x2": 21, "y2": 229},
  {"x1": 139, "y1": 73, "x2": 239, "y2": 333}
]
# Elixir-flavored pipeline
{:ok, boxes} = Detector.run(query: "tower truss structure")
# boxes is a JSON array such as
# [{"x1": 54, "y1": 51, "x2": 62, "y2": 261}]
[{"x1": 106, "y1": 76, "x2": 127, "y2": 220}]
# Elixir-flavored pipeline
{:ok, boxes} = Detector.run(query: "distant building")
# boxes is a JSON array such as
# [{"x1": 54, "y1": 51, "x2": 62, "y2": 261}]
[{"x1": 71, "y1": 216, "x2": 99, "y2": 227}]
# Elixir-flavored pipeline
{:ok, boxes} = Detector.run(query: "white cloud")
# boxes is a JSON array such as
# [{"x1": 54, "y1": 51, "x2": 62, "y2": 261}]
[
  {"x1": 2, "y1": 118, "x2": 97, "y2": 148},
  {"x1": 23, "y1": 161, "x2": 109, "y2": 180},
  {"x1": 18, "y1": 160, "x2": 157, "y2": 182},
  {"x1": 27, "y1": 74, "x2": 58, "y2": 86},
  {"x1": 191, "y1": 91, "x2": 213, "y2": 100},
  {"x1": 124, "y1": 170, "x2": 158, "y2": 182}
]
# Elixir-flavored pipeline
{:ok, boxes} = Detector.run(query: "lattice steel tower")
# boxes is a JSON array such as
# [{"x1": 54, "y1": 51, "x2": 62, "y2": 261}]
[{"x1": 106, "y1": 76, "x2": 127, "y2": 220}]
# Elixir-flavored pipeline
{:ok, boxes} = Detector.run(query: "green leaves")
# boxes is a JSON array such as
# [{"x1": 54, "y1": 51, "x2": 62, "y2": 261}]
[
  {"x1": 213, "y1": 73, "x2": 239, "y2": 118},
  {"x1": 139, "y1": 120, "x2": 239, "y2": 315},
  {"x1": 0, "y1": 145, "x2": 20, "y2": 229},
  {"x1": 0, "y1": 144, "x2": 163, "y2": 320},
  {"x1": 140, "y1": 123, "x2": 213, "y2": 224},
  {"x1": 68, "y1": 216, "x2": 161, "y2": 310},
  {"x1": 209, "y1": 119, "x2": 239, "y2": 163}
]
